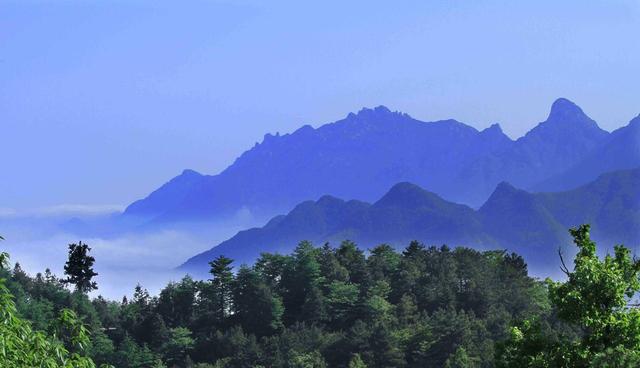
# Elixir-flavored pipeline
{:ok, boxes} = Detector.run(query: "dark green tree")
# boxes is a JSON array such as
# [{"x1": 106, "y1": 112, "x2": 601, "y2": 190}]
[
  {"x1": 336, "y1": 240, "x2": 369, "y2": 287},
  {"x1": 366, "y1": 244, "x2": 400, "y2": 284},
  {"x1": 255, "y1": 252, "x2": 291, "y2": 293},
  {"x1": 349, "y1": 353, "x2": 368, "y2": 368},
  {"x1": 157, "y1": 276, "x2": 197, "y2": 328},
  {"x1": 318, "y1": 243, "x2": 349, "y2": 285},
  {"x1": 162, "y1": 327, "x2": 194, "y2": 367},
  {"x1": 283, "y1": 241, "x2": 324, "y2": 323},
  {"x1": 136, "y1": 312, "x2": 170, "y2": 350},
  {"x1": 369, "y1": 323, "x2": 405, "y2": 368},
  {"x1": 445, "y1": 347, "x2": 479, "y2": 368},
  {"x1": 62, "y1": 241, "x2": 98, "y2": 293},
  {"x1": 208, "y1": 255, "x2": 234, "y2": 324},
  {"x1": 326, "y1": 280, "x2": 359, "y2": 327},
  {"x1": 233, "y1": 266, "x2": 284, "y2": 337}
]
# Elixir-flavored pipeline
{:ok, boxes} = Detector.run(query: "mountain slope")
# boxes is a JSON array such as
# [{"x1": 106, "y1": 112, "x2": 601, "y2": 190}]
[
  {"x1": 124, "y1": 105, "x2": 513, "y2": 222},
  {"x1": 180, "y1": 182, "x2": 495, "y2": 274},
  {"x1": 451, "y1": 98, "x2": 610, "y2": 205},
  {"x1": 478, "y1": 182, "x2": 570, "y2": 265},
  {"x1": 124, "y1": 98, "x2": 621, "y2": 226},
  {"x1": 533, "y1": 115, "x2": 640, "y2": 192},
  {"x1": 537, "y1": 167, "x2": 640, "y2": 244},
  {"x1": 180, "y1": 168, "x2": 640, "y2": 277},
  {"x1": 125, "y1": 169, "x2": 205, "y2": 219}
]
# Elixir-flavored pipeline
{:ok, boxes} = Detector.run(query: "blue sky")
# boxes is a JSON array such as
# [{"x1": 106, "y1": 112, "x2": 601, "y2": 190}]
[{"x1": 2, "y1": 0, "x2": 639, "y2": 210}]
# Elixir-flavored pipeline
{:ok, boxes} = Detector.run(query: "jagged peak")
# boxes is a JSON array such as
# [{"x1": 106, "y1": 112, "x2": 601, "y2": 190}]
[
  {"x1": 547, "y1": 98, "x2": 589, "y2": 122},
  {"x1": 358, "y1": 105, "x2": 391, "y2": 114},
  {"x1": 518, "y1": 98, "x2": 605, "y2": 142},
  {"x1": 346, "y1": 105, "x2": 409, "y2": 120},
  {"x1": 481, "y1": 123, "x2": 504, "y2": 135},
  {"x1": 263, "y1": 131, "x2": 281, "y2": 141}
]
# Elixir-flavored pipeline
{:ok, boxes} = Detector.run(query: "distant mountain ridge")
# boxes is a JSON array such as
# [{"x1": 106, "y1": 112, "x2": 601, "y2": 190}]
[
  {"x1": 123, "y1": 98, "x2": 637, "y2": 227},
  {"x1": 180, "y1": 168, "x2": 640, "y2": 276},
  {"x1": 533, "y1": 114, "x2": 640, "y2": 191}
]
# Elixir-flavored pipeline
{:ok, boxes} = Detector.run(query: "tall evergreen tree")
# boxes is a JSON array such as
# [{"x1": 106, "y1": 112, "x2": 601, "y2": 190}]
[
  {"x1": 283, "y1": 241, "x2": 324, "y2": 323},
  {"x1": 208, "y1": 255, "x2": 234, "y2": 324},
  {"x1": 233, "y1": 266, "x2": 284, "y2": 337},
  {"x1": 62, "y1": 241, "x2": 98, "y2": 293}
]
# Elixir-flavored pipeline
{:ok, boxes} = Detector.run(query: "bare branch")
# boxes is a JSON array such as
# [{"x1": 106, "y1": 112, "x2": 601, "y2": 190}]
[{"x1": 558, "y1": 247, "x2": 570, "y2": 276}]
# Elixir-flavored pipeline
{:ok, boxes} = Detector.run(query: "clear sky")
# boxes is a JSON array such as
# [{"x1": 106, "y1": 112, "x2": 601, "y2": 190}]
[{"x1": 2, "y1": 0, "x2": 639, "y2": 210}]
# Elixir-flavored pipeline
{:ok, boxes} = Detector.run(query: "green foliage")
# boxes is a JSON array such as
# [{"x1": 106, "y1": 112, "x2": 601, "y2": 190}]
[
  {"x1": 2, "y1": 231, "x2": 569, "y2": 367},
  {"x1": 232, "y1": 266, "x2": 284, "y2": 336},
  {"x1": 326, "y1": 281, "x2": 359, "y2": 326},
  {"x1": 497, "y1": 224, "x2": 640, "y2": 367},
  {"x1": 208, "y1": 255, "x2": 234, "y2": 324},
  {"x1": 162, "y1": 327, "x2": 194, "y2": 366},
  {"x1": 445, "y1": 347, "x2": 480, "y2": 368},
  {"x1": 0, "y1": 253, "x2": 101, "y2": 368},
  {"x1": 348, "y1": 353, "x2": 367, "y2": 368}
]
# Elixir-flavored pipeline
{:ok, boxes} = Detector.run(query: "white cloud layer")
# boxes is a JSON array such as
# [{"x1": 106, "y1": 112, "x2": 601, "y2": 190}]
[
  {"x1": 0, "y1": 204, "x2": 124, "y2": 219},
  {"x1": 2, "y1": 230, "x2": 214, "y2": 299}
]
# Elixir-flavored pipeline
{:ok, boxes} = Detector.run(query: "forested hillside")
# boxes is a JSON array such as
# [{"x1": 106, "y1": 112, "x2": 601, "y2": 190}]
[
  {"x1": 4, "y1": 239, "x2": 550, "y2": 367},
  {"x1": 4, "y1": 225, "x2": 640, "y2": 367}
]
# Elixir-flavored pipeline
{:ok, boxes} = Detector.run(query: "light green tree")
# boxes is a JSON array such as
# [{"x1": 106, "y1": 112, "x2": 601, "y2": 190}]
[
  {"x1": 0, "y1": 248, "x2": 103, "y2": 367},
  {"x1": 348, "y1": 353, "x2": 368, "y2": 368},
  {"x1": 497, "y1": 224, "x2": 640, "y2": 367}
]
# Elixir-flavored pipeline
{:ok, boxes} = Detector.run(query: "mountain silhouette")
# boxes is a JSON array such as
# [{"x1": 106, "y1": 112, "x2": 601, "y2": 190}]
[
  {"x1": 533, "y1": 115, "x2": 640, "y2": 191},
  {"x1": 123, "y1": 98, "x2": 627, "y2": 227},
  {"x1": 450, "y1": 98, "x2": 610, "y2": 204},
  {"x1": 179, "y1": 167, "x2": 640, "y2": 277}
]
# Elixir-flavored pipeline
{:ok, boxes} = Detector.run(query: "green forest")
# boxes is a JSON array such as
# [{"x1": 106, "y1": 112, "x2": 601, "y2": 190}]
[{"x1": 1, "y1": 225, "x2": 640, "y2": 368}]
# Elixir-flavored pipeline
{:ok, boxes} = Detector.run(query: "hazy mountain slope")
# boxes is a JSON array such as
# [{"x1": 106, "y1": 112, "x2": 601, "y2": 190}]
[
  {"x1": 180, "y1": 182, "x2": 495, "y2": 274},
  {"x1": 124, "y1": 105, "x2": 513, "y2": 222},
  {"x1": 180, "y1": 168, "x2": 639, "y2": 277},
  {"x1": 124, "y1": 169, "x2": 206, "y2": 219},
  {"x1": 533, "y1": 115, "x2": 640, "y2": 192},
  {"x1": 124, "y1": 98, "x2": 621, "y2": 226},
  {"x1": 478, "y1": 182, "x2": 569, "y2": 265},
  {"x1": 363, "y1": 182, "x2": 491, "y2": 245},
  {"x1": 536, "y1": 168, "x2": 640, "y2": 245},
  {"x1": 452, "y1": 98, "x2": 610, "y2": 205}
]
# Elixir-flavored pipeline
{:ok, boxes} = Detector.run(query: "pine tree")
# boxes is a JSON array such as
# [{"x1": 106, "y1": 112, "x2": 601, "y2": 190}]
[
  {"x1": 233, "y1": 266, "x2": 284, "y2": 336},
  {"x1": 62, "y1": 241, "x2": 98, "y2": 293},
  {"x1": 209, "y1": 255, "x2": 234, "y2": 323}
]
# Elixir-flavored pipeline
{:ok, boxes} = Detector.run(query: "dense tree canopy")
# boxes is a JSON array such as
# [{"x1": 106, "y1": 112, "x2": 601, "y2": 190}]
[
  {"x1": 3, "y1": 225, "x2": 635, "y2": 367},
  {"x1": 0, "y1": 250, "x2": 101, "y2": 368}
]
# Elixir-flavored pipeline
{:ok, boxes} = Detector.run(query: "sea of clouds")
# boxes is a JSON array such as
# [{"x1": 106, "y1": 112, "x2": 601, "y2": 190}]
[{"x1": 0, "y1": 204, "x2": 259, "y2": 299}]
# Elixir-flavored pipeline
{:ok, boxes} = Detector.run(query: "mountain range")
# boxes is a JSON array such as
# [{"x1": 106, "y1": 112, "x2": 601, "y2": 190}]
[
  {"x1": 122, "y1": 98, "x2": 639, "y2": 228},
  {"x1": 180, "y1": 167, "x2": 640, "y2": 277}
]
